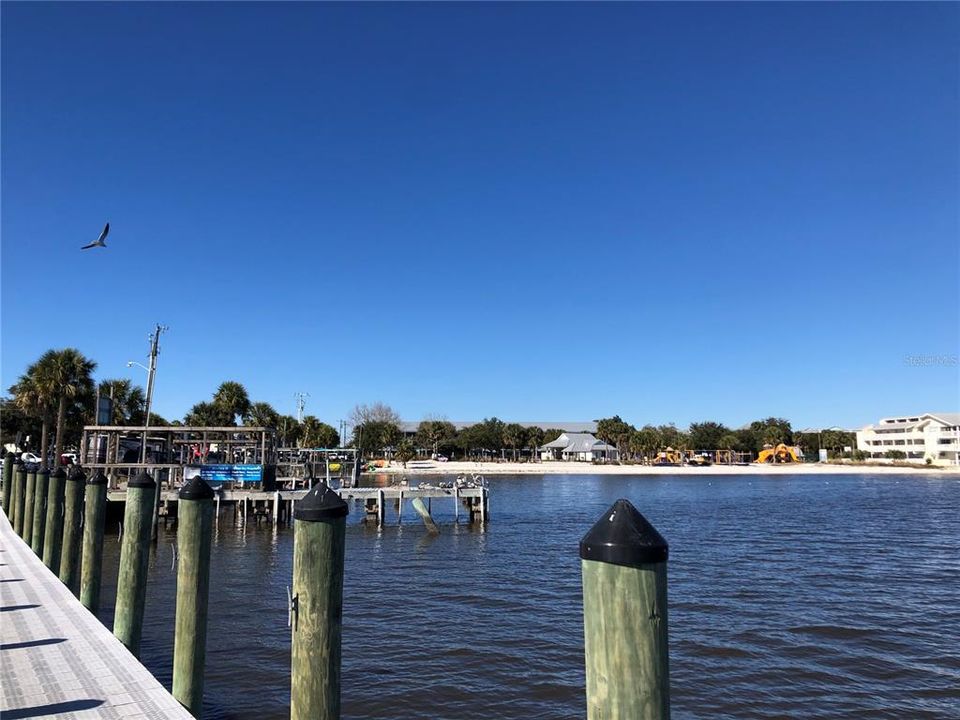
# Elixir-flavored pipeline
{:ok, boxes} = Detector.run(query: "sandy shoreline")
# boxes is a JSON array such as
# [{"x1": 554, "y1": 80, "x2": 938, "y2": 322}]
[{"x1": 367, "y1": 460, "x2": 960, "y2": 476}]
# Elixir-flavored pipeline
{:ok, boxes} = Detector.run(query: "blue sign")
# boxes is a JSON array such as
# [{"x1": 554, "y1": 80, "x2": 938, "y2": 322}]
[{"x1": 200, "y1": 464, "x2": 263, "y2": 485}]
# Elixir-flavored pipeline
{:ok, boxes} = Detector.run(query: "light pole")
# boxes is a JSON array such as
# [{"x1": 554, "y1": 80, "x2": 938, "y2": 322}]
[{"x1": 128, "y1": 325, "x2": 168, "y2": 464}]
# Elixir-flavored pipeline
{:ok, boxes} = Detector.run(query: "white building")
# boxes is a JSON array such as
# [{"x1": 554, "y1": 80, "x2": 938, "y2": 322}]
[
  {"x1": 540, "y1": 433, "x2": 619, "y2": 462},
  {"x1": 856, "y1": 412, "x2": 960, "y2": 465}
]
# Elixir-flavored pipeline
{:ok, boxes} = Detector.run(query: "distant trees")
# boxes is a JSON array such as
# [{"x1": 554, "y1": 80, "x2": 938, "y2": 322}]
[
  {"x1": 301, "y1": 416, "x2": 340, "y2": 448},
  {"x1": 245, "y1": 401, "x2": 280, "y2": 428},
  {"x1": 8, "y1": 348, "x2": 96, "y2": 462},
  {"x1": 415, "y1": 419, "x2": 457, "y2": 457},
  {"x1": 212, "y1": 381, "x2": 252, "y2": 424},
  {"x1": 349, "y1": 402, "x2": 401, "y2": 428},
  {"x1": 596, "y1": 416, "x2": 633, "y2": 458},
  {"x1": 98, "y1": 379, "x2": 146, "y2": 424}
]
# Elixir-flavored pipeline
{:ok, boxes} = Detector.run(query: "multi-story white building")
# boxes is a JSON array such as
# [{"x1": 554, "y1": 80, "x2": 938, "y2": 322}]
[{"x1": 857, "y1": 412, "x2": 960, "y2": 465}]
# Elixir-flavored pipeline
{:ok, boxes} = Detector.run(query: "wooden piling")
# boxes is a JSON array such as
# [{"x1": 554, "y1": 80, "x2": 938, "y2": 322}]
[
  {"x1": 114, "y1": 471, "x2": 156, "y2": 656},
  {"x1": 80, "y1": 469, "x2": 109, "y2": 612},
  {"x1": 411, "y1": 497, "x2": 439, "y2": 535},
  {"x1": 377, "y1": 488, "x2": 384, "y2": 527},
  {"x1": 151, "y1": 470, "x2": 163, "y2": 542},
  {"x1": 11, "y1": 461, "x2": 26, "y2": 536},
  {"x1": 59, "y1": 467, "x2": 86, "y2": 595},
  {"x1": 273, "y1": 490, "x2": 280, "y2": 527},
  {"x1": 1, "y1": 452, "x2": 13, "y2": 511},
  {"x1": 173, "y1": 477, "x2": 215, "y2": 717},
  {"x1": 22, "y1": 468, "x2": 37, "y2": 545},
  {"x1": 580, "y1": 499, "x2": 670, "y2": 720},
  {"x1": 454, "y1": 486, "x2": 459, "y2": 522},
  {"x1": 42, "y1": 468, "x2": 67, "y2": 573},
  {"x1": 30, "y1": 468, "x2": 49, "y2": 557},
  {"x1": 291, "y1": 483, "x2": 348, "y2": 720}
]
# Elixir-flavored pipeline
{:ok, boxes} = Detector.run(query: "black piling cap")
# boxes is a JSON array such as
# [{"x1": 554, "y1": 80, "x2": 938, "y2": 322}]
[
  {"x1": 128, "y1": 470, "x2": 156, "y2": 489},
  {"x1": 37, "y1": 467, "x2": 50, "y2": 477},
  {"x1": 579, "y1": 499, "x2": 668, "y2": 567},
  {"x1": 14, "y1": 457, "x2": 24, "y2": 467},
  {"x1": 51, "y1": 467, "x2": 67, "y2": 479},
  {"x1": 179, "y1": 476, "x2": 215, "y2": 501},
  {"x1": 294, "y1": 482, "x2": 348, "y2": 522},
  {"x1": 5, "y1": 452, "x2": 14, "y2": 460},
  {"x1": 88, "y1": 469, "x2": 108, "y2": 486},
  {"x1": 67, "y1": 466, "x2": 86, "y2": 482}
]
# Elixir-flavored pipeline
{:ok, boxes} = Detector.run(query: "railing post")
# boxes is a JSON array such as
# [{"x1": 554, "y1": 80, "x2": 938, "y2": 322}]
[
  {"x1": 42, "y1": 468, "x2": 67, "y2": 573},
  {"x1": 22, "y1": 467, "x2": 37, "y2": 545},
  {"x1": 11, "y1": 460, "x2": 26, "y2": 536},
  {"x1": 291, "y1": 482, "x2": 348, "y2": 720},
  {"x1": 30, "y1": 468, "x2": 49, "y2": 557},
  {"x1": 1, "y1": 452, "x2": 13, "y2": 511},
  {"x1": 59, "y1": 467, "x2": 86, "y2": 595},
  {"x1": 173, "y1": 476, "x2": 215, "y2": 717},
  {"x1": 81, "y1": 469, "x2": 109, "y2": 612},
  {"x1": 581, "y1": 499, "x2": 670, "y2": 720},
  {"x1": 114, "y1": 471, "x2": 156, "y2": 656}
]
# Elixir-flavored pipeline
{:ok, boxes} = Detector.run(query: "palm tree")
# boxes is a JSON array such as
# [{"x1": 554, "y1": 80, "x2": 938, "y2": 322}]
[
  {"x1": 9, "y1": 369, "x2": 54, "y2": 461},
  {"x1": 44, "y1": 349, "x2": 96, "y2": 463},
  {"x1": 212, "y1": 381, "x2": 251, "y2": 425},
  {"x1": 245, "y1": 401, "x2": 279, "y2": 428},
  {"x1": 98, "y1": 379, "x2": 146, "y2": 424}
]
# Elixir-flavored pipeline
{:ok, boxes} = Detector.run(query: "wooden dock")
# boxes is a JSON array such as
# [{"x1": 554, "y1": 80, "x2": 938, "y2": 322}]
[
  {"x1": 107, "y1": 484, "x2": 490, "y2": 526},
  {"x1": 0, "y1": 509, "x2": 193, "y2": 719}
]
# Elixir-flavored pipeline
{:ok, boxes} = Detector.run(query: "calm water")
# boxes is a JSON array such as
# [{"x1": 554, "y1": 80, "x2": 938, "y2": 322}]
[{"x1": 96, "y1": 474, "x2": 960, "y2": 719}]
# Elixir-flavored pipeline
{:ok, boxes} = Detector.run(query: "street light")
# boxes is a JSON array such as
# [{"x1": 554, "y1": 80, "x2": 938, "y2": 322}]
[{"x1": 126, "y1": 361, "x2": 149, "y2": 372}]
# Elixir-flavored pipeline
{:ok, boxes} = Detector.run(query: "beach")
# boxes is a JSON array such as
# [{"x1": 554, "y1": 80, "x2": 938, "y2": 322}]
[{"x1": 371, "y1": 460, "x2": 960, "y2": 476}]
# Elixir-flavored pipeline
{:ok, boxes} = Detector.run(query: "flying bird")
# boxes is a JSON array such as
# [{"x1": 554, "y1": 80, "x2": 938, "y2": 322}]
[{"x1": 81, "y1": 222, "x2": 110, "y2": 250}]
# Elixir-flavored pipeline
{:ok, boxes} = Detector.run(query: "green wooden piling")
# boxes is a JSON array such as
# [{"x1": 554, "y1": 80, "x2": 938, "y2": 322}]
[
  {"x1": 11, "y1": 462, "x2": 26, "y2": 535},
  {"x1": 30, "y1": 469, "x2": 49, "y2": 557},
  {"x1": 580, "y1": 499, "x2": 670, "y2": 720},
  {"x1": 22, "y1": 468, "x2": 37, "y2": 544},
  {"x1": 59, "y1": 467, "x2": 86, "y2": 595},
  {"x1": 172, "y1": 477, "x2": 215, "y2": 717},
  {"x1": 114, "y1": 471, "x2": 156, "y2": 656},
  {"x1": 43, "y1": 468, "x2": 67, "y2": 573},
  {"x1": 80, "y1": 470, "x2": 109, "y2": 612},
  {"x1": 2, "y1": 453, "x2": 13, "y2": 511},
  {"x1": 291, "y1": 483, "x2": 348, "y2": 720}
]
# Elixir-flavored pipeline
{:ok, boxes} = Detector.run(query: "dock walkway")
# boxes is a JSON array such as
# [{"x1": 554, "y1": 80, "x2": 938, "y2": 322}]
[{"x1": 0, "y1": 509, "x2": 192, "y2": 719}]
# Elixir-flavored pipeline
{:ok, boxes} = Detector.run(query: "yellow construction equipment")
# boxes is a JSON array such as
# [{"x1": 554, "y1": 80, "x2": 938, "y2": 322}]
[
  {"x1": 652, "y1": 448, "x2": 684, "y2": 466},
  {"x1": 755, "y1": 443, "x2": 803, "y2": 464}
]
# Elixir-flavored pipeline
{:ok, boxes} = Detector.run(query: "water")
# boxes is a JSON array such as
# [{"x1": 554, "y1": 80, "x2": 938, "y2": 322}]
[{"x1": 96, "y1": 474, "x2": 960, "y2": 719}]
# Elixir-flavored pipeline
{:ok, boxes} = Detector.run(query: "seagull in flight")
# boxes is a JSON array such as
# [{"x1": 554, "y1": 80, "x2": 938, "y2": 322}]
[{"x1": 81, "y1": 222, "x2": 110, "y2": 250}]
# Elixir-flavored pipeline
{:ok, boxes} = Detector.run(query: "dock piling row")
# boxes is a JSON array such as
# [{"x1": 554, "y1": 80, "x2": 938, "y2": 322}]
[
  {"x1": 290, "y1": 482, "x2": 348, "y2": 720},
  {"x1": 80, "y1": 469, "x2": 109, "y2": 612},
  {"x1": 114, "y1": 471, "x2": 156, "y2": 656},
  {"x1": 2, "y1": 452, "x2": 13, "y2": 510},
  {"x1": 42, "y1": 468, "x2": 66, "y2": 573},
  {"x1": 60, "y1": 467, "x2": 86, "y2": 595},
  {"x1": 22, "y1": 468, "x2": 37, "y2": 546},
  {"x1": 172, "y1": 477, "x2": 215, "y2": 717},
  {"x1": 30, "y1": 469, "x2": 49, "y2": 557},
  {"x1": 580, "y1": 499, "x2": 671, "y2": 720},
  {"x1": 12, "y1": 461, "x2": 26, "y2": 535}
]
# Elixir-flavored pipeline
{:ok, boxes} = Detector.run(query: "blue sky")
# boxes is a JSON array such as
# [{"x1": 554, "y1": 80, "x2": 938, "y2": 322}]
[{"x1": 2, "y1": 2, "x2": 957, "y2": 430}]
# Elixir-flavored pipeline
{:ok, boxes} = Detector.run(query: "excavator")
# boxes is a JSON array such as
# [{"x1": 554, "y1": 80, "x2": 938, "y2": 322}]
[{"x1": 755, "y1": 443, "x2": 803, "y2": 464}]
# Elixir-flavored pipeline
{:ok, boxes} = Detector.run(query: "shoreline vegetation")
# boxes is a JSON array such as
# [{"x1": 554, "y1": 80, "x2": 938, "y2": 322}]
[{"x1": 369, "y1": 460, "x2": 960, "y2": 476}]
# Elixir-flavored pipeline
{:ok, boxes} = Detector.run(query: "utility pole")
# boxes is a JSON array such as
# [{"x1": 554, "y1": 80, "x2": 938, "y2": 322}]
[
  {"x1": 141, "y1": 324, "x2": 168, "y2": 464},
  {"x1": 295, "y1": 392, "x2": 309, "y2": 424}
]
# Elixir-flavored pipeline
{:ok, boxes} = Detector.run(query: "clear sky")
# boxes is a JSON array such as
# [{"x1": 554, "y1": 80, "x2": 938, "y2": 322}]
[{"x1": 2, "y1": 2, "x2": 957, "y2": 430}]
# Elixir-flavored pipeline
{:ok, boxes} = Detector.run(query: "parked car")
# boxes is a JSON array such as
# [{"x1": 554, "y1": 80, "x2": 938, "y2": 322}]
[
  {"x1": 21, "y1": 452, "x2": 42, "y2": 470},
  {"x1": 60, "y1": 453, "x2": 78, "y2": 466}
]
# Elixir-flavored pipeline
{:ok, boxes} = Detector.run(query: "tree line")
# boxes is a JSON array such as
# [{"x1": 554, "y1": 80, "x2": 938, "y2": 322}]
[{"x1": 2, "y1": 348, "x2": 857, "y2": 463}]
